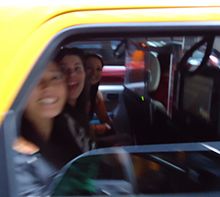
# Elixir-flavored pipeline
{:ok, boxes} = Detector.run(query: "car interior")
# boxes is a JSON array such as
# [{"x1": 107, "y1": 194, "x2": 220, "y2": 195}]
[{"x1": 57, "y1": 34, "x2": 220, "y2": 147}]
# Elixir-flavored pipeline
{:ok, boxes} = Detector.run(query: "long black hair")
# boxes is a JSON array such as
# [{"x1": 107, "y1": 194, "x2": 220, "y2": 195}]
[
  {"x1": 85, "y1": 53, "x2": 104, "y2": 119},
  {"x1": 55, "y1": 47, "x2": 90, "y2": 130}
]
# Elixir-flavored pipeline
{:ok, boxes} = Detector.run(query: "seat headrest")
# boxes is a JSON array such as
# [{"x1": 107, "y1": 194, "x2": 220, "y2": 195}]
[{"x1": 148, "y1": 52, "x2": 161, "y2": 92}]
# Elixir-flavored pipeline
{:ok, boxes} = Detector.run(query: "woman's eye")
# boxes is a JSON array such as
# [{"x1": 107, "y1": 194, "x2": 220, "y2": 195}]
[
  {"x1": 75, "y1": 66, "x2": 82, "y2": 72},
  {"x1": 52, "y1": 73, "x2": 64, "y2": 81},
  {"x1": 97, "y1": 68, "x2": 102, "y2": 72}
]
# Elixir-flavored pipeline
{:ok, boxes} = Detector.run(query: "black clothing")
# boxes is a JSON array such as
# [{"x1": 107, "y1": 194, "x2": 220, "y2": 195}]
[
  {"x1": 20, "y1": 113, "x2": 83, "y2": 169},
  {"x1": 89, "y1": 83, "x2": 99, "y2": 120},
  {"x1": 15, "y1": 110, "x2": 92, "y2": 196}
]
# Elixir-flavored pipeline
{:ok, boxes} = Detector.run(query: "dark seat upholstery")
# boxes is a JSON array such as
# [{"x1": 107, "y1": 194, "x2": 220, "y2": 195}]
[
  {"x1": 173, "y1": 67, "x2": 220, "y2": 142},
  {"x1": 113, "y1": 52, "x2": 170, "y2": 145}
]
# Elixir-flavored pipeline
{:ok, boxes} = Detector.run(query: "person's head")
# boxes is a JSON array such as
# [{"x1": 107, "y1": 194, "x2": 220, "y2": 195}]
[
  {"x1": 56, "y1": 48, "x2": 86, "y2": 106},
  {"x1": 25, "y1": 61, "x2": 67, "y2": 121},
  {"x1": 85, "y1": 53, "x2": 104, "y2": 85}
]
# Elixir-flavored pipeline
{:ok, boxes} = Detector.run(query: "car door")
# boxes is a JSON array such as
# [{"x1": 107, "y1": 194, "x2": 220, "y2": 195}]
[{"x1": 1, "y1": 2, "x2": 220, "y2": 197}]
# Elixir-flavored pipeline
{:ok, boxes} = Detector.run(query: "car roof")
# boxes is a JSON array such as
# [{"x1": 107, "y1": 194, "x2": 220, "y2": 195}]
[
  {"x1": 1, "y1": 0, "x2": 220, "y2": 23},
  {"x1": 2, "y1": 0, "x2": 220, "y2": 8}
]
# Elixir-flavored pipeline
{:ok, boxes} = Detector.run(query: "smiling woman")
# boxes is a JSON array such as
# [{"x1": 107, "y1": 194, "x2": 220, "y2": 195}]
[
  {"x1": 85, "y1": 53, "x2": 114, "y2": 136},
  {"x1": 24, "y1": 62, "x2": 67, "y2": 131},
  {"x1": 56, "y1": 47, "x2": 94, "y2": 152},
  {"x1": 12, "y1": 59, "x2": 89, "y2": 196},
  {"x1": 58, "y1": 48, "x2": 86, "y2": 107}
]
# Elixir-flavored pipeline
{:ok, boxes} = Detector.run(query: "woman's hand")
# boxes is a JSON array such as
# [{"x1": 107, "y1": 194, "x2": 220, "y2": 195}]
[{"x1": 90, "y1": 123, "x2": 111, "y2": 135}]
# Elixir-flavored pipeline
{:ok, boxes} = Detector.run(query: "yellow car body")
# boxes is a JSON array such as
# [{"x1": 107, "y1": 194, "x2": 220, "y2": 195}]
[{"x1": 1, "y1": 0, "x2": 220, "y2": 124}]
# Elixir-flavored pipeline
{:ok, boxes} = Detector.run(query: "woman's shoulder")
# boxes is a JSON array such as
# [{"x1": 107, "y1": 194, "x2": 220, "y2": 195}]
[
  {"x1": 96, "y1": 90, "x2": 104, "y2": 100},
  {"x1": 13, "y1": 137, "x2": 58, "y2": 196},
  {"x1": 13, "y1": 137, "x2": 39, "y2": 155}
]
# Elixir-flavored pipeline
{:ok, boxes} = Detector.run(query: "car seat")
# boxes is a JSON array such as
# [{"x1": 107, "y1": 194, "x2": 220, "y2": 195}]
[{"x1": 113, "y1": 52, "x2": 167, "y2": 145}]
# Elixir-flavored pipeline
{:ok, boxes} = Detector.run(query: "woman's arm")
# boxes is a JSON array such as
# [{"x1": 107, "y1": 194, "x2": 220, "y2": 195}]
[{"x1": 90, "y1": 90, "x2": 113, "y2": 135}]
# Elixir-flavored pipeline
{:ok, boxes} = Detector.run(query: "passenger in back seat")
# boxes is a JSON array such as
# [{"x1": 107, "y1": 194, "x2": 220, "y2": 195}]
[
  {"x1": 85, "y1": 53, "x2": 114, "y2": 136},
  {"x1": 85, "y1": 53, "x2": 133, "y2": 147},
  {"x1": 56, "y1": 47, "x2": 95, "y2": 150},
  {"x1": 57, "y1": 48, "x2": 131, "y2": 148}
]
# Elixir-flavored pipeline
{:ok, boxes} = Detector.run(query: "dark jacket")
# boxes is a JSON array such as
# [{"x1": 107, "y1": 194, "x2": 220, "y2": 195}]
[
  {"x1": 14, "y1": 150, "x2": 57, "y2": 196},
  {"x1": 14, "y1": 111, "x2": 92, "y2": 196}
]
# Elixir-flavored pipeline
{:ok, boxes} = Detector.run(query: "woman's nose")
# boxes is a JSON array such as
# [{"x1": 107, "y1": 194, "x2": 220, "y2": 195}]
[
  {"x1": 68, "y1": 70, "x2": 77, "y2": 78},
  {"x1": 39, "y1": 79, "x2": 51, "y2": 89},
  {"x1": 67, "y1": 68, "x2": 78, "y2": 76}
]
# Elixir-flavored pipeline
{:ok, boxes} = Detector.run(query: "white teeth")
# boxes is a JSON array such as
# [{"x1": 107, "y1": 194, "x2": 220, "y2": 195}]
[
  {"x1": 68, "y1": 82, "x2": 77, "y2": 86},
  {"x1": 38, "y1": 98, "x2": 57, "y2": 104}
]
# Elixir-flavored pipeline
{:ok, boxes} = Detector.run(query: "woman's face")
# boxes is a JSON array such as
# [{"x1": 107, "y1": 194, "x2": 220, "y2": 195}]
[
  {"x1": 25, "y1": 62, "x2": 67, "y2": 119},
  {"x1": 85, "y1": 57, "x2": 103, "y2": 85},
  {"x1": 61, "y1": 55, "x2": 86, "y2": 102}
]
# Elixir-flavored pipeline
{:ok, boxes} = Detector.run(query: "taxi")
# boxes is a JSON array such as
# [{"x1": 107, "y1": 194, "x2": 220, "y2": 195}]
[{"x1": 1, "y1": 0, "x2": 220, "y2": 196}]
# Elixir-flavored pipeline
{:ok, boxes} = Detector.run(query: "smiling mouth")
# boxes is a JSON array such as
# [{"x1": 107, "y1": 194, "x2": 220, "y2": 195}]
[
  {"x1": 68, "y1": 81, "x2": 79, "y2": 88},
  {"x1": 68, "y1": 82, "x2": 78, "y2": 86},
  {"x1": 38, "y1": 97, "x2": 58, "y2": 105}
]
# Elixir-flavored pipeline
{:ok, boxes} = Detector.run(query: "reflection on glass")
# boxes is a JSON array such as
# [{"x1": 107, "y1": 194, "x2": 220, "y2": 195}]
[{"x1": 51, "y1": 148, "x2": 220, "y2": 196}]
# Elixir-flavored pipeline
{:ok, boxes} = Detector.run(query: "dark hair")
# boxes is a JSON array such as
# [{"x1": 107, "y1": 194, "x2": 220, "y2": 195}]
[
  {"x1": 85, "y1": 53, "x2": 104, "y2": 119},
  {"x1": 55, "y1": 47, "x2": 90, "y2": 130},
  {"x1": 55, "y1": 47, "x2": 85, "y2": 64},
  {"x1": 20, "y1": 113, "x2": 83, "y2": 168},
  {"x1": 85, "y1": 53, "x2": 104, "y2": 68}
]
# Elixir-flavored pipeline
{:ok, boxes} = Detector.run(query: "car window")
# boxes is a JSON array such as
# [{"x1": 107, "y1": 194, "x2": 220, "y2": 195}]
[
  {"x1": 51, "y1": 143, "x2": 220, "y2": 196},
  {"x1": 68, "y1": 40, "x2": 125, "y2": 66}
]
